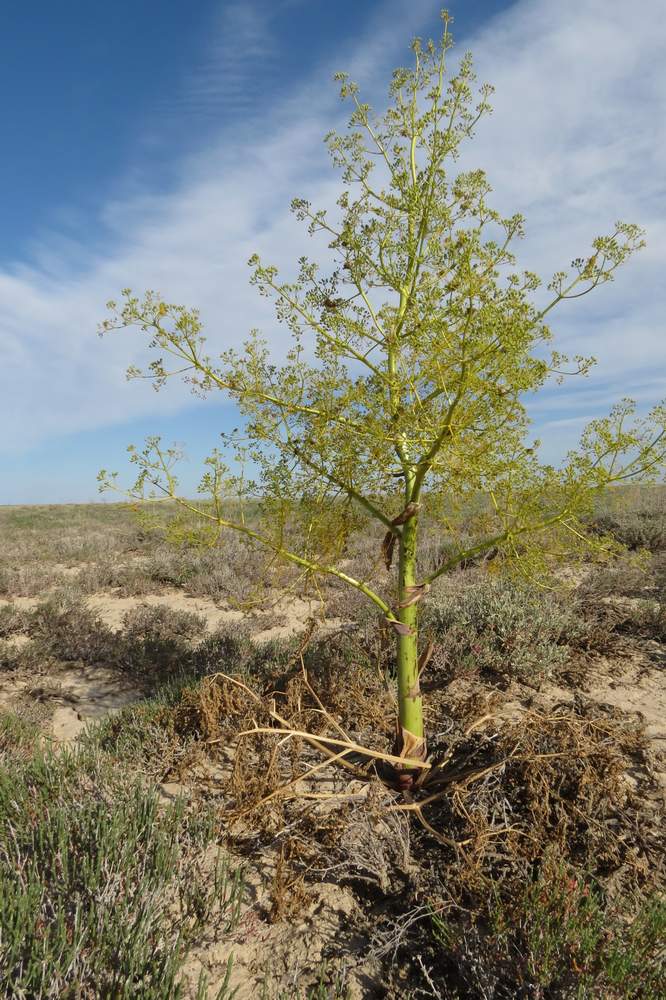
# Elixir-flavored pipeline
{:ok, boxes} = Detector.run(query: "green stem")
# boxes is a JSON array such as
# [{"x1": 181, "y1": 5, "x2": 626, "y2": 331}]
[{"x1": 396, "y1": 512, "x2": 425, "y2": 755}]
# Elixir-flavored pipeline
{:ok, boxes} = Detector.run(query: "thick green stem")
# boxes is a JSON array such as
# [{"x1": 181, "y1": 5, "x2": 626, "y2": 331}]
[{"x1": 396, "y1": 514, "x2": 425, "y2": 757}]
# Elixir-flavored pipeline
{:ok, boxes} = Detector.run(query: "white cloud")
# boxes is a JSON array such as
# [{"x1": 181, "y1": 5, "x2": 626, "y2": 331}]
[
  {"x1": 1, "y1": 0, "x2": 664, "y2": 466},
  {"x1": 173, "y1": 1, "x2": 277, "y2": 120},
  {"x1": 454, "y1": 0, "x2": 666, "y2": 418}
]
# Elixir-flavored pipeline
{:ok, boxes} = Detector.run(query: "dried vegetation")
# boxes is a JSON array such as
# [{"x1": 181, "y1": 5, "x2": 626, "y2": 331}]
[{"x1": 0, "y1": 492, "x2": 665, "y2": 997}]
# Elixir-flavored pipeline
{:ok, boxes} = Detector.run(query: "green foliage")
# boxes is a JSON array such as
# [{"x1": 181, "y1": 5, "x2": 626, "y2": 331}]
[
  {"x1": 423, "y1": 579, "x2": 579, "y2": 683},
  {"x1": 0, "y1": 710, "x2": 41, "y2": 758},
  {"x1": 100, "y1": 14, "x2": 665, "y2": 749},
  {"x1": 0, "y1": 745, "x2": 243, "y2": 998},
  {"x1": 430, "y1": 859, "x2": 666, "y2": 999}
]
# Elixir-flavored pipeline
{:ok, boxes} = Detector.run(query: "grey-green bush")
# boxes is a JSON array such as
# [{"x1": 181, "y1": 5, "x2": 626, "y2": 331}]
[
  {"x1": 0, "y1": 734, "x2": 243, "y2": 999},
  {"x1": 423, "y1": 579, "x2": 581, "y2": 684}
]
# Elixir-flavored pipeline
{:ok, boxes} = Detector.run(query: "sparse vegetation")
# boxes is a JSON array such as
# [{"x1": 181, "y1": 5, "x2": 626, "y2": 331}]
[
  {"x1": 429, "y1": 859, "x2": 666, "y2": 999},
  {"x1": 0, "y1": 496, "x2": 665, "y2": 996},
  {"x1": 0, "y1": 727, "x2": 243, "y2": 999},
  {"x1": 2, "y1": 12, "x2": 666, "y2": 997},
  {"x1": 99, "y1": 14, "x2": 665, "y2": 774},
  {"x1": 586, "y1": 488, "x2": 666, "y2": 554},
  {"x1": 422, "y1": 578, "x2": 581, "y2": 684}
]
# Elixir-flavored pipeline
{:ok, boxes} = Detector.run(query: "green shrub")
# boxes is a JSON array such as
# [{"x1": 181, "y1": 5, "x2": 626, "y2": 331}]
[
  {"x1": 429, "y1": 859, "x2": 666, "y2": 999},
  {"x1": 122, "y1": 604, "x2": 207, "y2": 643},
  {"x1": 82, "y1": 696, "x2": 190, "y2": 775},
  {"x1": 0, "y1": 745, "x2": 243, "y2": 998},
  {"x1": 587, "y1": 510, "x2": 666, "y2": 553},
  {"x1": 117, "y1": 604, "x2": 208, "y2": 682},
  {"x1": 422, "y1": 580, "x2": 581, "y2": 684},
  {"x1": 0, "y1": 605, "x2": 30, "y2": 639},
  {"x1": 27, "y1": 597, "x2": 117, "y2": 665},
  {"x1": 23, "y1": 598, "x2": 215, "y2": 684},
  {"x1": 578, "y1": 558, "x2": 653, "y2": 600},
  {"x1": 0, "y1": 711, "x2": 40, "y2": 759},
  {"x1": 618, "y1": 601, "x2": 666, "y2": 645}
]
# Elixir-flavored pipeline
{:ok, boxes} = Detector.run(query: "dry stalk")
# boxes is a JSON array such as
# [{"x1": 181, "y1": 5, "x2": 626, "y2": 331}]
[
  {"x1": 234, "y1": 747, "x2": 356, "y2": 817},
  {"x1": 239, "y1": 724, "x2": 431, "y2": 772}
]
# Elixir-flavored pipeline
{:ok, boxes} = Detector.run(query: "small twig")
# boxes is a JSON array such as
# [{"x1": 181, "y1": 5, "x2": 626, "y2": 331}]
[
  {"x1": 299, "y1": 658, "x2": 353, "y2": 743},
  {"x1": 235, "y1": 747, "x2": 355, "y2": 815},
  {"x1": 238, "y1": 725, "x2": 431, "y2": 771}
]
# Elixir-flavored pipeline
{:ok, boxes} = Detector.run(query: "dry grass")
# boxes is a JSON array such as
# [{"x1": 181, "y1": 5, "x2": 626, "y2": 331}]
[{"x1": 1, "y1": 492, "x2": 665, "y2": 997}]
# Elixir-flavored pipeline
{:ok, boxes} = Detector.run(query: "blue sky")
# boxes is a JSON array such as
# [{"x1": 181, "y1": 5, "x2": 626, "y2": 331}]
[{"x1": 1, "y1": 0, "x2": 664, "y2": 503}]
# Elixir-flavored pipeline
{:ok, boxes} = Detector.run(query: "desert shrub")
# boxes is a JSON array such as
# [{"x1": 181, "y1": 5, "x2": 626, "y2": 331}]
[
  {"x1": 577, "y1": 557, "x2": 653, "y2": 601},
  {"x1": 416, "y1": 529, "x2": 496, "y2": 579},
  {"x1": 568, "y1": 578, "x2": 665, "y2": 655},
  {"x1": 26, "y1": 597, "x2": 117, "y2": 665},
  {"x1": 0, "y1": 562, "x2": 62, "y2": 598},
  {"x1": 616, "y1": 601, "x2": 666, "y2": 645},
  {"x1": 85, "y1": 629, "x2": 298, "y2": 772},
  {"x1": 209, "y1": 629, "x2": 305, "y2": 684},
  {"x1": 76, "y1": 559, "x2": 160, "y2": 596},
  {"x1": 586, "y1": 509, "x2": 666, "y2": 553},
  {"x1": 115, "y1": 568, "x2": 169, "y2": 597},
  {"x1": 122, "y1": 604, "x2": 208, "y2": 643},
  {"x1": 83, "y1": 699, "x2": 192, "y2": 776},
  {"x1": 563, "y1": 605, "x2": 624, "y2": 661},
  {"x1": 0, "y1": 605, "x2": 30, "y2": 639},
  {"x1": 0, "y1": 745, "x2": 243, "y2": 998},
  {"x1": 652, "y1": 550, "x2": 666, "y2": 598},
  {"x1": 363, "y1": 702, "x2": 665, "y2": 999},
  {"x1": 297, "y1": 630, "x2": 395, "y2": 747},
  {"x1": 0, "y1": 639, "x2": 38, "y2": 675},
  {"x1": 118, "y1": 604, "x2": 208, "y2": 683},
  {"x1": 425, "y1": 858, "x2": 665, "y2": 999},
  {"x1": 320, "y1": 577, "x2": 373, "y2": 620},
  {"x1": 422, "y1": 580, "x2": 582, "y2": 684},
  {"x1": 141, "y1": 547, "x2": 201, "y2": 589},
  {"x1": 135, "y1": 537, "x2": 273, "y2": 603},
  {"x1": 22, "y1": 599, "x2": 222, "y2": 685},
  {"x1": 192, "y1": 627, "x2": 256, "y2": 678}
]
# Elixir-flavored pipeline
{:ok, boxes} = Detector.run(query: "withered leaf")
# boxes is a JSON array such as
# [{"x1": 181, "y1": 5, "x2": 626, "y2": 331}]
[
  {"x1": 390, "y1": 501, "x2": 422, "y2": 527},
  {"x1": 417, "y1": 639, "x2": 435, "y2": 674},
  {"x1": 398, "y1": 726, "x2": 427, "y2": 762},
  {"x1": 381, "y1": 530, "x2": 396, "y2": 570},
  {"x1": 385, "y1": 617, "x2": 414, "y2": 636},
  {"x1": 397, "y1": 583, "x2": 430, "y2": 608}
]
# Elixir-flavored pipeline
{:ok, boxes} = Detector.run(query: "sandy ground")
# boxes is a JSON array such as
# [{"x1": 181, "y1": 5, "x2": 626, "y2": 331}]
[
  {"x1": 179, "y1": 847, "x2": 373, "y2": 999},
  {"x1": 1, "y1": 586, "x2": 663, "y2": 776},
  {"x1": 84, "y1": 588, "x2": 339, "y2": 644},
  {"x1": 1, "y1": 579, "x2": 664, "y2": 997},
  {"x1": 0, "y1": 589, "x2": 343, "y2": 743}
]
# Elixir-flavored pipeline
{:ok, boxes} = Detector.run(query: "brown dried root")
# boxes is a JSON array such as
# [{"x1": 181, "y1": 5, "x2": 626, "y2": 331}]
[
  {"x1": 237, "y1": 724, "x2": 431, "y2": 774},
  {"x1": 400, "y1": 703, "x2": 665, "y2": 903}
]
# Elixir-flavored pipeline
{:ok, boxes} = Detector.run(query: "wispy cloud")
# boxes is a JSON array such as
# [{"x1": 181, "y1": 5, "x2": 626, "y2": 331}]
[
  {"x1": 0, "y1": 0, "x2": 435, "y2": 459},
  {"x1": 175, "y1": 2, "x2": 276, "y2": 120},
  {"x1": 1, "y1": 0, "x2": 664, "y2": 485},
  {"x1": 450, "y1": 0, "x2": 666, "y2": 459}
]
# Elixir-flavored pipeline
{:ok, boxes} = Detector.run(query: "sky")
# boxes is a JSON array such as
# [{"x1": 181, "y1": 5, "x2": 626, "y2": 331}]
[{"x1": 1, "y1": 0, "x2": 664, "y2": 504}]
